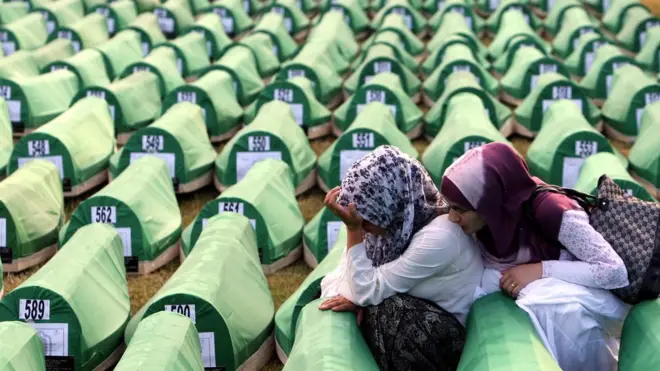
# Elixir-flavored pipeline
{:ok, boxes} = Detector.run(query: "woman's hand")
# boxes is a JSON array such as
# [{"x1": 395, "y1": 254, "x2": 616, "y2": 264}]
[
  {"x1": 319, "y1": 295, "x2": 359, "y2": 312},
  {"x1": 500, "y1": 263, "x2": 543, "y2": 298},
  {"x1": 324, "y1": 187, "x2": 363, "y2": 231}
]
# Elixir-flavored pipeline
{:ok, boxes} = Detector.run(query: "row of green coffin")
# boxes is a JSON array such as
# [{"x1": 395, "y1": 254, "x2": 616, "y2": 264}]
[
  {"x1": 1, "y1": 82, "x2": 659, "y2": 256},
  {"x1": 2, "y1": 209, "x2": 660, "y2": 371},
  {"x1": 0, "y1": 207, "x2": 275, "y2": 370},
  {"x1": 3, "y1": 24, "x2": 660, "y2": 145},
  {"x1": 3, "y1": 66, "x2": 660, "y2": 195}
]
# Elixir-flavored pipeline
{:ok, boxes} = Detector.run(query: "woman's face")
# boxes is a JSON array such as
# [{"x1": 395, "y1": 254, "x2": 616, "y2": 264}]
[{"x1": 447, "y1": 202, "x2": 487, "y2": 234}]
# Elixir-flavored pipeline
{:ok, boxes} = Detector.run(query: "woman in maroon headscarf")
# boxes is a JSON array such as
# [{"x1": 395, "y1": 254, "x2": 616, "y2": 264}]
[{"x1": 441, "y1": 142, "x2": 630, "y2": 371}]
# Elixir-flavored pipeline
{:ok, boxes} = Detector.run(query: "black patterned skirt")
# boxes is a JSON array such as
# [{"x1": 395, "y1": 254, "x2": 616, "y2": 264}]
[{"x1": 360, "y1": 294, "x2": 466, "y2": 371}]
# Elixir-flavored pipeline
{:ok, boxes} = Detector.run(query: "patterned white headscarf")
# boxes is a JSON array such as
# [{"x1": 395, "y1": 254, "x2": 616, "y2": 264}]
[{"x1": 339, "y1": 146, "x2": 444, "y2": 266}]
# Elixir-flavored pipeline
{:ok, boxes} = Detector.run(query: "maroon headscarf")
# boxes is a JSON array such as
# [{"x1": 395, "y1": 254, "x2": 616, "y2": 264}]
[{"x1": 441, "y1": 142, "x2": 577, "y2": 262}]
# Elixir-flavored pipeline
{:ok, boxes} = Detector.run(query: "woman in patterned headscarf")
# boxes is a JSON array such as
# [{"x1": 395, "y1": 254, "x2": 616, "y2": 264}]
[{"x1": 319, "y1": 145, "x2": 484, "y2": 371}]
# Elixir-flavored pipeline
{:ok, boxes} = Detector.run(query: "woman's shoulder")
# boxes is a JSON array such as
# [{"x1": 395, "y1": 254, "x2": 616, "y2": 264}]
[
  {"x1": 530, "y1": 190, "x2": 585, "y2": 238},
  {"x1": 413, "y1": 214, "x2": 475, "y2": 246}
]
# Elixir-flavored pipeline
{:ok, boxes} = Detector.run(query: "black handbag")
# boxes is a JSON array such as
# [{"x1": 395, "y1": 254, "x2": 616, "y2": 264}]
[{"x1": 527, "y1": 175, "x2": 660, "y2": 304}]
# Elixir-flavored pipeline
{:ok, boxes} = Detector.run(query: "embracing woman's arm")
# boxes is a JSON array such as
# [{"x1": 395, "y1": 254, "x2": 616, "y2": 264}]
[
  {"x1": 333, "y1": 218, "x2": 462, "y2": 306},
  {"x1": 542, "y1": 210, "x2": 629, "y2": 290}
]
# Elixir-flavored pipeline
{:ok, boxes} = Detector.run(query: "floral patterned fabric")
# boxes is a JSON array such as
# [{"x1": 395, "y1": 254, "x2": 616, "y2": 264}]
[
  {"x1": 361, "y1": 294, "x2": 466, "y2": 371},
  {"x1": 338, "y1": 145, "x2": 445, "y2": 266}
]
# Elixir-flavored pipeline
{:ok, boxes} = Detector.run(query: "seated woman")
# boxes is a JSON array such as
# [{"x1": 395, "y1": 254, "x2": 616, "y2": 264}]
[
  {"x1": 441, "y1": 142, "x2": 630, "y2": 371},
  {"x1": 319, "y1": 145, "x2": 484, "y2": 371}
]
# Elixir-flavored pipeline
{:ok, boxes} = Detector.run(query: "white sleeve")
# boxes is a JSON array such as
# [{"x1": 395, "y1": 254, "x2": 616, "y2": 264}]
[
  {"x1": 329, "y1": 221, "x2": 461, "y2": 306},
  {"x1": 542, "y1": 210, "x2": 629, "y2": 289}
]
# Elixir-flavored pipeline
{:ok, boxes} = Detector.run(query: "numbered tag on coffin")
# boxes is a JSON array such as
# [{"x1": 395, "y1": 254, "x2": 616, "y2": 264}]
[
  {"x1": 272, "y1": 87, "x2": 304, "y2": 126},
  {"x1": 19, "y1": 299, "x2": 51, "y2": 321},
  {"x1": 165, "y1": 304, "x2": 196, "y2": 323}
]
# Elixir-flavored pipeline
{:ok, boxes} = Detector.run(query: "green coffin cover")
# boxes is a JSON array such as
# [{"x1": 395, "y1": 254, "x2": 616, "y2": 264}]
[
  {"x1": 307, "y1": 11, "x2": 360, "y2": 63},
  {"x1": 371, "y1": 0, "x2": 427, "y2": 35},
  {"x1": 616, "y1": 7, "x2": 657, "y2": 53},
  {"x1": 619, "y1": 300, "x2": 660, "y2": 370},
  {"x1": 49, "y1": 13, "x2": 109, "y2": 53},
  {"x1": 486, "y1": 1, "x2": 541, "y2": 34},
  {"x1": 253, "y1": 12, "x2": 299, "y2": 61},
  {"x1": 320, "y1": 102, "x2": 418, "y2": 189},
  {"x1": 526, "y1": 100, "x2": 621, "y2": 188},
  {"x1": 0, "y1": 13, "x2": 48, "y2": 54},
  {"x1": 551, "y1": 8, "x2": 599, "y2": 59},
  {"x1": 582, "y1": 0, "x2": 608, "y2": 14},
  {"x1": 492, "y1": 35, "x2": 549, "y2": 76},
  {"x1": 61, "y1": 156, "x2": 181, "y2": 270},
  {"x1": 31, "y1": 39, "x2": 75, "y2": 73},
  {"x1": 423, "y1": 43, "x2": 498, "y2": 101},
  {"x1": 73, "y1": 72, "x2": 162, "y2": 136},
  {"x1": 188, "y1": 13, "x2": 232, "y2": 60},
  {"x1": 279, "y1": 47, "x2": 343, "y2": 105},
  {"x1": 364, "y1": 30, "x2": 420, "y2": 73},
  {"x1": 0, "y1": 322, "x2": 45, "y2": 370},
  {"x1": 113, "y1": 102, "x2": 216, "y2": 184},
  {"x1": 0, "y1": 223, "x2": 130, "y2": 371},
  {"x1": 425, "y1": 72, "x2": 511, "y2": 137},
  {"x1": 334, "y1": 73, "x2": 423, "y2": 135},
  {"x1": 42, "y1": 49, "x2": 110, "y2": 88},
  {"x1": 0, "y1": 160, "x2": 63, "y2": 263},
  {"x1": 580, "y1": 44, "x2": 635, "y2": 101},
  {"x1": 115, "y1": 312, "x2": 204, "y2": 371},
  {"x1": 345, "y1": 44, "x2": 421, "y2": 97},
  {"x1": 368, "y1": 13, "x2": 425, "y2": 56},
  {"x1": 428, "y1": 0, "x2": 484, "y2": 34},
  {"x1": 93, "y1": 30, "x2": 143, "y2": 80},
  {"x1": 602, "y1": 0, "x2": 647, "y2": 34},
  {"x1": 127, "y1": 13, "x2": 167, "y2": 56},
  {"x1": 0, "y1": 99, "x2": 11, "y2": 175},
  {"x1": 635, "y1": 27, "x2": 660, "y2": 73},
  {"x1": 204, "y1": 43, "x2": 265, "y2": 106},
  {"x1": 237, "y1": 33, "x2": 281, "y2": 78},
  {"x1": 544, "y1": 0, "x2": 582, "y2": 36},
  {"x1": 9, "y1": 97, "x2": 114, "y2": 187},
  {"x1": 267, "y1": 0, "x2": 310, "y2": 35},
  {"x1": 323, "y1": 0, "x2": 370, "y2": 33},
  {"x1": 574, "y1": 152, "x2": 654, "y2": 201},
  {"x1": 564, "y1": 33, "x2": 610, "y2": 77},
  {"x1": 245, "y1": 77, "x2": 331, "y2": 131},
  {"x1": 119, "y1": 47, "x2": 186, "y2": 99},
  {"x1": 153, "y1": 0, "x2": 195, "y2": 39},
  {"x1": 0, "y1": 50, "x2": 38, "y2": 79},
  {"x1": 423, "y1": 94, "x2": 510, "y2": 185},
  {"x1": 91, "y1": 0, "x2": 136, "y2": 37},
  {"x1": 33, "y1": 0, "x2": 84, "y2": 35},
  {"x1": 200, "y1": 160, "x2": 305, "y2": 267},
  {"x1": 629, "y1": 103, "x2": 660, "y2": 189},
  {"x1": 274, "y1": 230, "x2": 345, "y2": 357},
  {"x1": 602, "y1": 64, "x2": 660, "y2": 138},
  {"x1": 302, "y1": 207, "x2": 342, "y2": 267},
  {"x1": 514, "y1": 73, "x2": 601, "y2": 134},
  {"x1": 155, "y1": 32, "x2": 210, "y2": 77},
  {"x1": 163, "y1": 70, "x2": 243, "y2": 140},
  {"x1": 427, "y1": 12, "x2": 485, "y2": 56},
  {"x1": 488, "y1": 10, "x2": 544, "y2": 60},
  {"x1": 125, "y1": 213, "x2": 273, "y2": 370},
  {"x1": 457, "y1": 293, "x2": 561, "y2": 371},
  {"x1": 501, "y1": 46, "x2": 569, "y2": 100},
  {"x1": 0, "y1": 3, "x2": 29, "y2": 26},
  {"x1": 204, "y1": 0, "x2": 255, "y2": 38},
  {"x1": 0, "y1": 70, "x2": 79, "y2": 131},
  {"x1": 425, "y1": 34, "x2": 489, "y2": 77},
  {"x1": 283, "y1": 298, "x2": 379, "y2": 371},
  {"x1": 216, "y1": 100, "x2": 315, "y2": 188}
]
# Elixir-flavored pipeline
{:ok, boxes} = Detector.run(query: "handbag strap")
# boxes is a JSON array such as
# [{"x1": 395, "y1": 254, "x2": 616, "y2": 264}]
[{"x1": 525, "y1": 184, "x2": 599, "y2": 223}]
